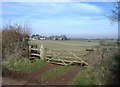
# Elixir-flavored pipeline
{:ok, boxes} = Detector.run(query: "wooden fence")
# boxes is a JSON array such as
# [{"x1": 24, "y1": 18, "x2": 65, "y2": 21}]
[
  {"x1": 29, "y1": 44, "x2": 45, "y2": 60},
  {"x1": 29, "y1": 44, "x2": 89, "y2": 66}
]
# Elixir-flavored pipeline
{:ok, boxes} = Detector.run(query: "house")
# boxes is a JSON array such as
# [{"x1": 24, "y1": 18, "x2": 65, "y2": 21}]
[
  {"x1": 59, "y1": 37, "x2": 63, "y2": 40},
  {"x1": 40, "y1": 37, "x2": 46, "y2": 40},
  {"x1": 53, "y1": 37, "x2": 58, "y2": 40}
]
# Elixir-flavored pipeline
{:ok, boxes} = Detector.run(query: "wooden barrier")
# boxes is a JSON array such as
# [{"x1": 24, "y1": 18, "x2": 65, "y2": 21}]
[
  {"x1": 29, "y1": 44, "x2": 45, "y2": 59},
  {"x1": 46, "y1": 50, "x2": 89, "y2": 66},
  {"x1": 29, "y1": 44, "x2": 89, "y2": 67}
]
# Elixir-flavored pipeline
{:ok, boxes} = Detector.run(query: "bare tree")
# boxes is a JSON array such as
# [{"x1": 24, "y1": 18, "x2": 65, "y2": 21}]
[
  {"x1": 109, "y1": 1, "x2": 120, "y2": 22},
  {"x1": 109, "y1": 2, "x2": 120, "y2": 46}
]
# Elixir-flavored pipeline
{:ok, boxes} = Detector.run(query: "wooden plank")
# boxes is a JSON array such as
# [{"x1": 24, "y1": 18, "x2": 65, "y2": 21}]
[
  {"x1": 47, "y1": 58, "x2": 82, "y2": 64},
  {"x1": 56, "y1": 56, "x2": 75, "y2": 59},
  {"x1": 47, "y1": 52, "x2": 59, "y2": 54},
  {"x1": 50, "y1": 62, "x2": 68, "y2": 66},
  {"x1": 68, "y1": 51, "x2": 89, "y2": 66},
  {"x1": 68, "y1": 61, "x2": 73, "y2": 65},
  {"x1": 49, "y1": 50, "x2": 66, "y2": 60},
  {"x1": 46, "y1": 58, "x2": 89, "y2": 66},
  {"x1": 50, "y1": 60, "x2": 82, "y2": 66},
  {"x1": 31, "y1": 53, "x2": 40, "y2": 57},
  {"x1": 31, "y1": 48, "x2": 39, "y2": 51}
]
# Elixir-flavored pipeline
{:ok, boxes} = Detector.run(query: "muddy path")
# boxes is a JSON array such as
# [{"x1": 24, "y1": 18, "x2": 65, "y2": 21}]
[
  {"x1": 2, "y1": 64, "x2": 59, "y2": 85},
  {"x1": 2, "y1": 64, "x2": 84, "y2": 85},
  {"x1": 23, "y1": 63, "x2": 59, "y2": 85},
  {"x1": 44, "y1": 66, "x2": 83, "y2": 85},
  {"x1": 2, "y1": 67, "x2": 27, "y2": 81}
]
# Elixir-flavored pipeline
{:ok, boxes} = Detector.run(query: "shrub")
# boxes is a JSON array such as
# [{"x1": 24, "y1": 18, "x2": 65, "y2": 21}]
[
  {"x1": 5, "y1": 57, "x2": 47, "y2": 73},
  {"x1": 99, "y1": 40, "x2": 116, "y2": 46},
  {"x1": 2, "y1": 23, "x2": 30, "y2": 60}
]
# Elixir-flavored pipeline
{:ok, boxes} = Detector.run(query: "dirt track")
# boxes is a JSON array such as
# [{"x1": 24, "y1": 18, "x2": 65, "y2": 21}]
[
  {"x1": 44, "y1": 66, "x2": 83, "y2": 85},
  {"x1": 23, "y1": 64, "x2": 59, "y2": 85},
  {"x1": 2, "y1": 64, "x2": 83, "y2": 85}
]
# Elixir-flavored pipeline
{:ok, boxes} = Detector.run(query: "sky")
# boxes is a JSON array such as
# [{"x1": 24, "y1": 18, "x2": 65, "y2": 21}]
[{"x1": 1, "y1": 1, "x2": 118, "y2": 39}]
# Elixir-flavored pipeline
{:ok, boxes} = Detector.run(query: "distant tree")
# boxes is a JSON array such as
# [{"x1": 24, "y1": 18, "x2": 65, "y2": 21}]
[
  {"x1": 61, "y1": 35, "x2": 67, "y2": 40},
  {"x1": 36, "y1": 34, "x2": 39, "y2": 37},
  {"x1": 109, "y1": 1, "x2": 120, "y2": 22},
  {"x1": 51, "y1": 35, "x2": 55, "y2": 40},
  {"x1": 48, "y1": 36, "x2": 51, "y2": 40},
  {"x1": 109, "y1": 2, "x2": 120, "y2": 46},
  {"x1": 88, "y1": 40, "x2": 91, "y2": 42},
  {"x1": 31, "y1": 34, "x2": 35, "y2": 38},
  {"x1": 35, "y1": 34, "x2": 40, "y2": 39},
  {"x1": 39, "y1": 35, "x2": 42, "y2": 38}
]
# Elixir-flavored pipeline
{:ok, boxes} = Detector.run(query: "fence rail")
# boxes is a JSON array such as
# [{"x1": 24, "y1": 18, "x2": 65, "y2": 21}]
[{"x1": 29, "y1": 44, "x2": 89, "y2": 66}]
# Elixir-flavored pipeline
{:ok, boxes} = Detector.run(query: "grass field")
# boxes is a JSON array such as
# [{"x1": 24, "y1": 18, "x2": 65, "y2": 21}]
[
  {"x1": 29, "y1": 39, "x2": 117, "y2": 62},
  {"x1": 29, "y1": 40, "x2": 100, "y2": 60},
  {"x1": 29, "y1": 40, "x2": 99, "y2": 51}
]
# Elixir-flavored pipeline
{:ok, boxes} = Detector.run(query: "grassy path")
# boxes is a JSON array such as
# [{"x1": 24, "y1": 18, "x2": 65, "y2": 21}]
[
  {"x1": 44, "y1": 66, "x2": 83, "y2": 85},
  {"x1": 39, "y1": 66, "x2": 73, "y2": 82}
]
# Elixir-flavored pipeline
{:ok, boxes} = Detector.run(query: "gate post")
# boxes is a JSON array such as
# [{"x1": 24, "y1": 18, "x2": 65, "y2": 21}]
[
  {"x1": 40, "y1": 44, "x2": 45, "y2": 60},
  {"x1": 29, "y1": 45, "x2": 31, "y2": 57}
]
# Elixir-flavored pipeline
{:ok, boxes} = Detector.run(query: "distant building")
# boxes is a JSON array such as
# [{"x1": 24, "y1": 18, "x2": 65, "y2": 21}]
[
  {"x1": 60, "y1": 37, "x2": 65, "y2": 40},
  {"x1": 40, "y1": 37, "x2": 46, "y2": 40},
  {"x1": 30, "y1": 34, "x2": 68, "y2": 41},
  {"x1": 53, "y1": 37, "x2": 58, "y2": 40}
]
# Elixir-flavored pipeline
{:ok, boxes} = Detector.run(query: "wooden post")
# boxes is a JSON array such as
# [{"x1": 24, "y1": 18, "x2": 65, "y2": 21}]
[
  {"x1": 29, "y1": 45, "x2": 31, "y2": 57},
  {"x1": 40, "y1": 44, "x2": 45, "y2": 60}
]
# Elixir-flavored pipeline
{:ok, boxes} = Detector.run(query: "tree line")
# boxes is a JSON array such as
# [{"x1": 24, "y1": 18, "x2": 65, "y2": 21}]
[{"x1": 30, "y1": 34, "x2": 69, "y2": 40}]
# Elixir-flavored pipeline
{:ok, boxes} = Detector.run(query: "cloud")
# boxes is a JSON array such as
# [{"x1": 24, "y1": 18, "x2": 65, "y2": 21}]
[
  {"x1": 63, "y1": 3, "x2": 103, "y2": 14},
  {"x1": 2, "y1": 0, "x2": 117, "y2": 2},
  {"x1": 2, "y1": 2, "x2": 103, "y2": 18},
  {"x1": 75, "y1": 3, "x2": 102, "y2": 13}
]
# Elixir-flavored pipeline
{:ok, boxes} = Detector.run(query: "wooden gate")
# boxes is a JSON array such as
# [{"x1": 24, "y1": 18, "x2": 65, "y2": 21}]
[
  {"x1": 29, "y1": 44, "x2": 89, "y2": 67},
  {"x1": 46, "y1": 49, "x2": 89, "y2": 66}
]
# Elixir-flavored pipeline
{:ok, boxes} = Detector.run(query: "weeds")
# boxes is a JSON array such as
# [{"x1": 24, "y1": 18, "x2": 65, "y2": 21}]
[{"x1": 5, "y1": 57, "x2": 47, "y2": 73}]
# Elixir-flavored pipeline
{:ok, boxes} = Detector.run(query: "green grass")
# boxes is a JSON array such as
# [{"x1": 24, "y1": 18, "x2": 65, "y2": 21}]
[
  {"x1": 70, "y1": 69, "x2": 95, "y2": 85},
  {"x1": 5, "y1": 57, "x2": 47, "y2": 73},
  {"x1": 29, "y1": 40, "x2": 99, "y2": 51},
  {"x1": 40, "y1": 65, "x2": 73, "y2": 80}
]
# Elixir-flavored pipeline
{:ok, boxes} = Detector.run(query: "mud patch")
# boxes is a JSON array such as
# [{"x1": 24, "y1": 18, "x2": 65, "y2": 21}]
[{"x1": 2, "y1": 67, "x2": 26, "y2": 80}]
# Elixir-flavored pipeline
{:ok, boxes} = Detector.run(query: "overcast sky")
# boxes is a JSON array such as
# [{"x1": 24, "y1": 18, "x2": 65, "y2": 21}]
[{"x1": 1, "y1": 2, "x2": 118, "y2": 39}]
